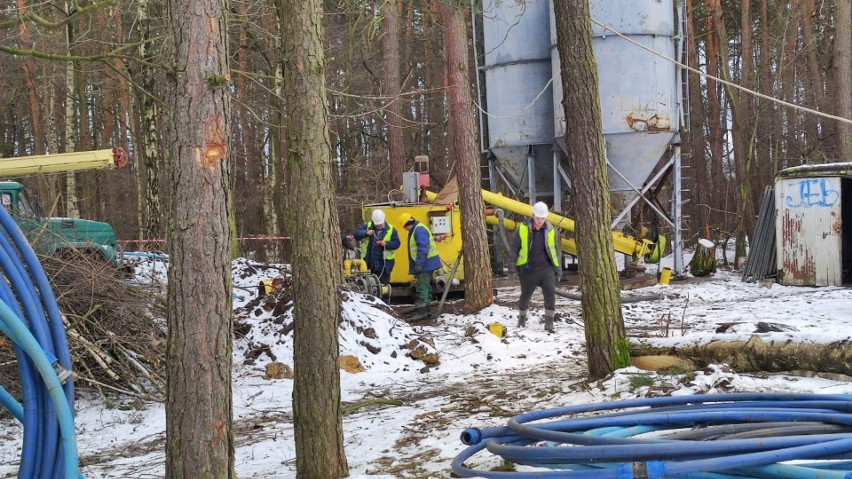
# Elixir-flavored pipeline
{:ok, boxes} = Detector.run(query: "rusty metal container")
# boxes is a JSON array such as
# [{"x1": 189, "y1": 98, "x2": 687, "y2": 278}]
[{"x1": 775, "y1": 163, "x2": 852, "y2": 286}]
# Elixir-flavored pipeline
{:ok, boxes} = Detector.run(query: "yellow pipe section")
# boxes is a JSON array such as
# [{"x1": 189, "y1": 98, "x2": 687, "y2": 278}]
[
  {"x1": 426, "y1": 189, "x2": 653, "y2": 258},
  {"x1": 480, "y1": 190, "x2": 577, "y2": 233},
  {"x1": 0, "y1": 149, "x2": 124, "y2": 178},
  {"x1": 343, "y1": 258, "x2": 369, "y2": 277}
]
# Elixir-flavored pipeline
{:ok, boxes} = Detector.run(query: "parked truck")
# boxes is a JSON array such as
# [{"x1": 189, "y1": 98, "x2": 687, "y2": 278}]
[{"x1": 0, "y1": 149, "x2": 129, "y2": 266}]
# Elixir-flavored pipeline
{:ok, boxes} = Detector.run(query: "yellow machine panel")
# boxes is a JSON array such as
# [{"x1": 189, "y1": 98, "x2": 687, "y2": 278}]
[{"x1": 362, "y1": 202, "x2": 464, "y2": 286}]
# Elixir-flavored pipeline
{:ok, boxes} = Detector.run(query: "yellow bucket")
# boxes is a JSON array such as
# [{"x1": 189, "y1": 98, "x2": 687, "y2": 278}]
[
  {"x1": 659, "y1": 267, "x2": 672, "y2": 285},
  {"x1": 258, "y1": 279, "x2": 274, "y2": 296},
  {"x1": 488, "y1": 322, "x2": 506, "y2": 338}
]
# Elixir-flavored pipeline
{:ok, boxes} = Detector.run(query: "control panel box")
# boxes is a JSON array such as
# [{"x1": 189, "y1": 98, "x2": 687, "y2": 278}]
[{"x1": 430, "y1": 215, "x2": 451, "y2": 234}]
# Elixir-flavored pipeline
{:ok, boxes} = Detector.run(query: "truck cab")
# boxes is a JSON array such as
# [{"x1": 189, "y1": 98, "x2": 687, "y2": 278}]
[{"x1": 0, "y1": 181, "x2": 120, "y2": 266}]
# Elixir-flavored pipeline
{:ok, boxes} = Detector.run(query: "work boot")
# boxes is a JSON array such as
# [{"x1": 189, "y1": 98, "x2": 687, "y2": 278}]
[
  {"x1": 410, "y1": 302, "x2": 429, "y2": 322},
  {"x1": 544, "y1": 310, "x2": 555, "y2": 333},
  {"x1": 516, "y1": 310, "x2": 527, "y2": 328}
]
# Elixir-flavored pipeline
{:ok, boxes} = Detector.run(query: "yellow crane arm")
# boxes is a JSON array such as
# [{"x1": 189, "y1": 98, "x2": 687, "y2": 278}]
[{"x1": 0, "y1": 148, "x2": 128, "y2": 178}]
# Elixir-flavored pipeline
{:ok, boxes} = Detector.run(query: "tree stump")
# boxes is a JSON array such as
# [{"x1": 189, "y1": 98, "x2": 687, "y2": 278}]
[{"x1": 689, "y1": 238, "x2": 717, "y2": 277}]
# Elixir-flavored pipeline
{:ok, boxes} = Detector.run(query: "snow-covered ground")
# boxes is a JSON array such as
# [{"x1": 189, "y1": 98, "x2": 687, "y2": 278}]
[{"x1": 2, "y1": 252, "x2": 851, "y2": 478}]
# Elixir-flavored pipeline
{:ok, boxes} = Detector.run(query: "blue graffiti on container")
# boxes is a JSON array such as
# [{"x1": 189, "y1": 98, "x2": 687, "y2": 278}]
[{"x1": 786, "y1": 178, "x2": 840, "y2": 208}]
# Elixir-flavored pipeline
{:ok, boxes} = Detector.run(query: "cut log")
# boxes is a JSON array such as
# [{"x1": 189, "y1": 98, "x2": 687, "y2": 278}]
[{"x1": 630, "y1": 336, "x2": 852, "y2": 376}]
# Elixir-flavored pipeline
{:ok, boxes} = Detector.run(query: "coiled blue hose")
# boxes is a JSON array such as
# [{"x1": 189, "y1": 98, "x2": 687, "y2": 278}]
[
  {"x1": 454, "y1": 392, "x2": 852, "y2": 478},
  {"x1": 0, "y1": 204, "x2": 81, "y2": 479}
]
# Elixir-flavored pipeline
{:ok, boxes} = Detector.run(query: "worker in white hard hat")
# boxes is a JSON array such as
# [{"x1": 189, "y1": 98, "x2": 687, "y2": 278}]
[
  {"x1": 353, "y1": 208, "x2": 401, "y2": 286},
  {"x1": 509, "y1": 201, "x2": 561, "y2": 333}
]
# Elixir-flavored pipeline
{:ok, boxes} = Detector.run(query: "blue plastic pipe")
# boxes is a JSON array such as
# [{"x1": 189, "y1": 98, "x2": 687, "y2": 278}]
[
  {"x1": 0, "y1": 300, "x2": 79, "y2": 478},
  {"x1": 0, "y1": 204, "x2": 81, "y2": 479},
  {"x1": 454, "y1": 393, "x2": 852, "y2": 479}
]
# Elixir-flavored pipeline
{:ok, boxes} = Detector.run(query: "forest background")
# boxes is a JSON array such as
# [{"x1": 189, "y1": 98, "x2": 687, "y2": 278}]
[{"x1": 1, "y1": 0, "x2": 850, "y2": 263}]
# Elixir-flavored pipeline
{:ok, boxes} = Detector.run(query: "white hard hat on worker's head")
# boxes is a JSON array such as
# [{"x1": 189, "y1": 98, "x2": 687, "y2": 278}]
[
  {"x1": 371, "y1": 209, "x2": 386, "y2": 225},
  {"x1": 532, "y1": 202, "x2": 549, "y2": 218}
]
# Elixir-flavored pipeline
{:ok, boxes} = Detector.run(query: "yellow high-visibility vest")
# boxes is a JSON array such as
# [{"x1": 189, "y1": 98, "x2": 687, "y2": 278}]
[
  {"x1": 516, "y1": 223, "x2": 559, "y2": 267},
  {"x1": 362, "y1": 222, "x2": 397, "y2": 260}
]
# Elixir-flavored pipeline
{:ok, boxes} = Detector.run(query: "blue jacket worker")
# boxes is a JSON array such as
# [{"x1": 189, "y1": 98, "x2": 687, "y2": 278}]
[
  {"x1": 353, "y1": 209, "x2": 401, "y2": 285},
  {"x1": 399, "y1": 212, "x2": 441, "y2": 321},
  {"x1": 510, "y1": 201, "x2": 561, "y2": 333}
]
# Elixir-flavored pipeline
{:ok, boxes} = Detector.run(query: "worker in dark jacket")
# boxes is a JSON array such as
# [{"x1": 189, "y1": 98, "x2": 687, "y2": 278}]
[
  {"x1": 353, "y1": 209, "x2": 401, "y2": 285},
  {"x1": 510, "y1": 201, "x2": 561, "y2": 333},
  {"x1": 399, "y1": 212, "x2": 441, "y2": 321}
]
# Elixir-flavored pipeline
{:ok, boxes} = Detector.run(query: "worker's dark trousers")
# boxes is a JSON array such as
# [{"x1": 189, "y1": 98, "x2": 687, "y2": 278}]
[{"x1": 518, "y1": 267, "x2": 556, "y2": 312}]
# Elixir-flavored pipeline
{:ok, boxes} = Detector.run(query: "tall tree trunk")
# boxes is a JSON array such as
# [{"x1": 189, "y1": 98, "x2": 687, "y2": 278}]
[
  {"x1": 427, "y1": 1, "x2": 448, "y2": 183},
  {"x1": 269, "y1": 0, "x2": 289, "y2": 263},
  {"x1": 44, "y1": 82, "x2": 61, "y2": 216},
  {"x1": 116, "y1": 57, "x2": 134, "y2": 238},
  {"x1": 554, "y1": 0, "x2": 628, "y2": 381},
  {"x1": 233, "y1": 0, "x2": 251, "y2": 257},
  {"x1": 782, "y1": 0, "x2": 802, "y2": 167},
  {"x1": 164, "y1": 0, "x2": 234, "y2": 474},
  {"x1": 17, "y1": 0, "x2": 57, "y2": 219},
  {"x1": 685, "y1": 0, "x2": 711, "y2": 233},
  {"x1": 78, "y1": 50, "x2": 97, "y2": 218},
  {"x1": 800, "y1": 0, "x2": 824, "y2": 162},
  {"x1": 836, "y1": 0, "x2": 852, "y2": 159},
  {"x1": 139, "y1": 0, "x2": 163, "y2": 242},
  {"x1": 65, "y1": 0, "x2": 79, "y2": 218},
  {"x1": 756, "y1": 0, "x2": 776, "y2": 186},
  {"x1": 280, "y1": 0, "x2": 349, "y2": 476},
  {"x1": 272, "y1": 61, "x2": 288, "y2": 263},
  {"x1": 711, "y1": 0, "x2": 754, "y2": 264},
  {"x1": 382, "y1": 0, "x2": 404, "y2": 189},
  {"x1": 703, "y1": 0, "x2": 726, "y2": 234},
  {"x1": 17, "y1": 0, "x2": 45, "y2": 156},
  {"x1": 438, "y1": 0, "x2": 492, "y2": 312}
]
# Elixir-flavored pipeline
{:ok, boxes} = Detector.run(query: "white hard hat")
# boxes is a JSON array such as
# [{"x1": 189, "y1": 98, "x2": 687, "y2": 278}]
[
  {"x1": 371, "y1": 209, "x2": 386, "y2": 225},
  {"x1": 532, "y1": 202, "x2": 549, "y2": 218}
]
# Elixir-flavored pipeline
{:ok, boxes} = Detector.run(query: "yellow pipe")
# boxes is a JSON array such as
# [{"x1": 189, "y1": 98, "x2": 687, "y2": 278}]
[
  {"x1": 480, "y1": 190, "x2": 577, "y2": 233},
  {"x1": 426, "y1": 189, "x2": 653, "y2": 258},
  {"x1": 0, "y1": 149, "x2": 126, "y2": 178},
  {"x1": 343, "y1": 258, "x2": 369, "y2": 277},
  {"x1": 354, "y1": 259, "x2": 368, "y2": 273}
]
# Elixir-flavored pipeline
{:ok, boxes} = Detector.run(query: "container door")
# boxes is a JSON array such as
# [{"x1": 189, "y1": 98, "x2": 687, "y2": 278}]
[{"x1": 775, "y1": 177, "x2": 843, "y2": 286}]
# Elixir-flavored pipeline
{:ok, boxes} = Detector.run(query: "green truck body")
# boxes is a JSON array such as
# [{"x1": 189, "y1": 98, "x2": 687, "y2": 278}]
[{"x1": 0, "y1": 181, "x2": 120, "y2": 266}]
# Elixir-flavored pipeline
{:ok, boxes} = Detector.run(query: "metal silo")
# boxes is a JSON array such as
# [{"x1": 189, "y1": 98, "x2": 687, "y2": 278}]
[
  {"x1": 481, "y1": 0, "x2": 555, "y2": 199},
  {"x1": 480, "y1": 0, "x2": 685, "y2": 273},
  {"x1": 551, "y1": 1, "x2": 679, "y2": 219}
]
